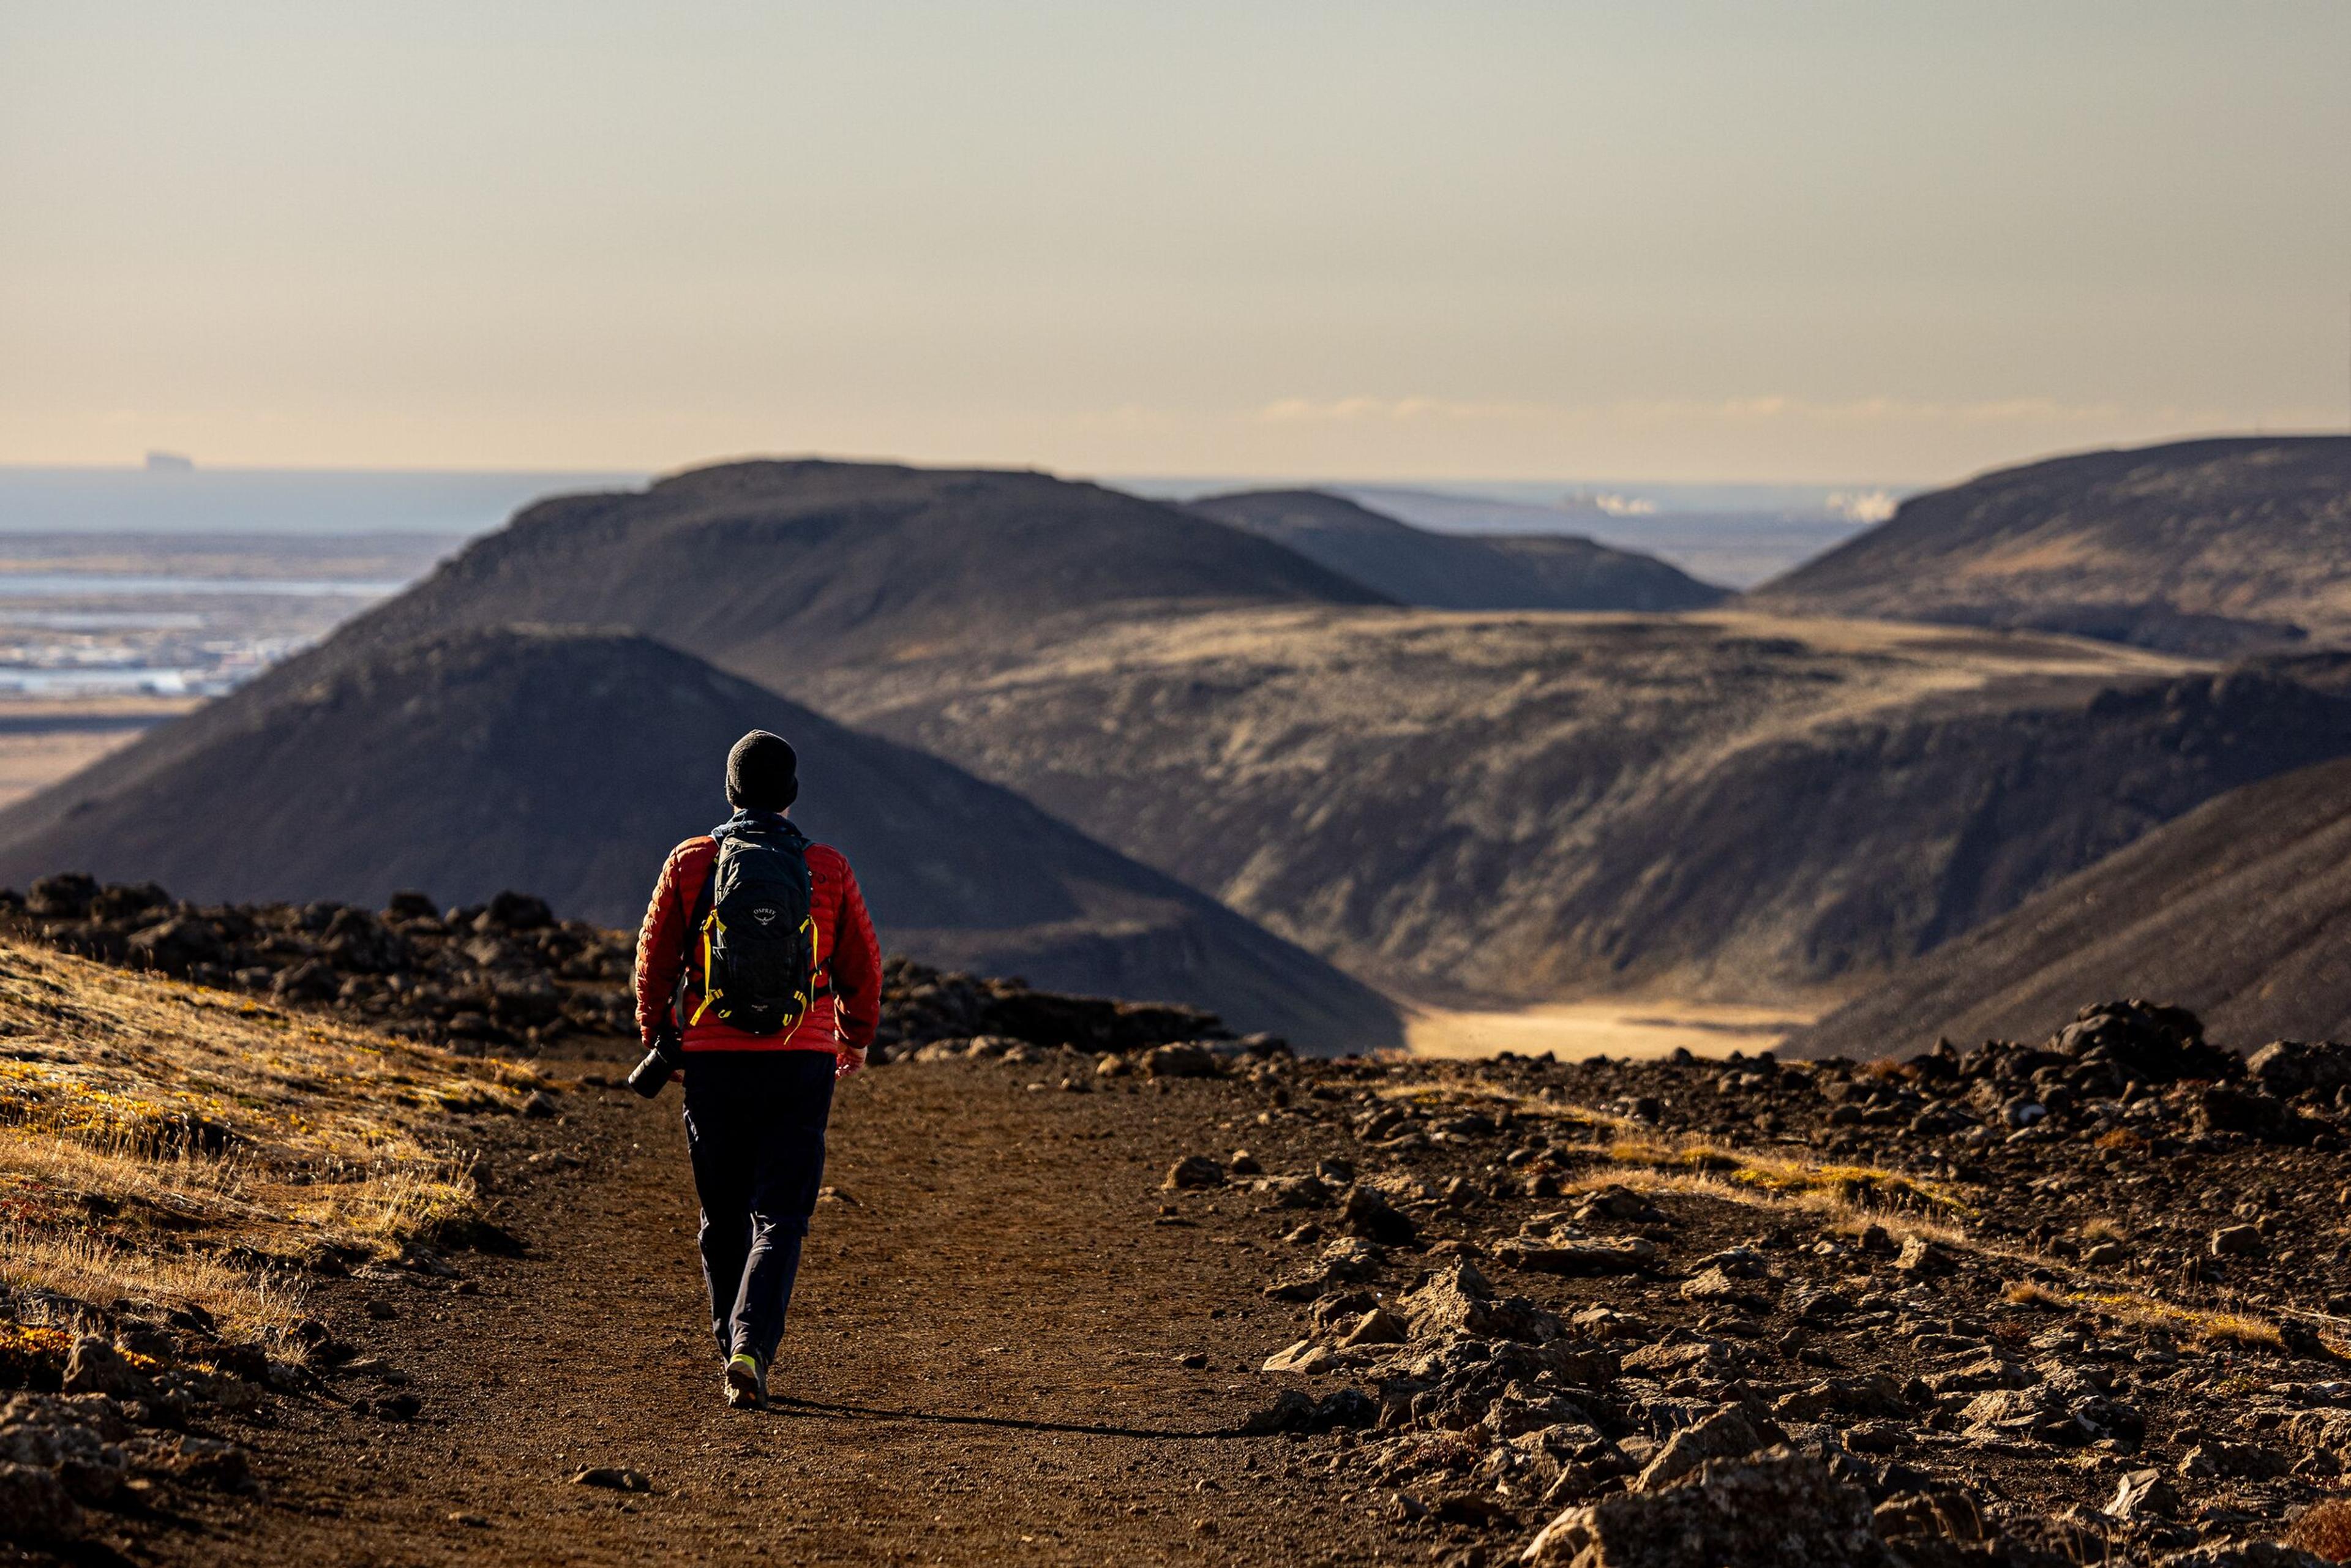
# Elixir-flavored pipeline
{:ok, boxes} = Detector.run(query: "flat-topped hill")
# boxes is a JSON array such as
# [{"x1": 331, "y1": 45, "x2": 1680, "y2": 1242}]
[{"x1": 1185, "y1": 489, "x2": 1725, "y2": 611}]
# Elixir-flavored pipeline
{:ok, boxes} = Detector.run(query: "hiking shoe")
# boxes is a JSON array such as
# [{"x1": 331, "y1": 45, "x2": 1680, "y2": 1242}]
[{"x1": 724, "y1": 1352, "x2": 767, "y2": 1411}]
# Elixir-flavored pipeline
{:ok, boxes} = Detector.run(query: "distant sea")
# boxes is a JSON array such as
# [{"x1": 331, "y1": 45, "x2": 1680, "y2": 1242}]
[{"x1": 0, "y1": 467, "x2": 645, "y2": 536}]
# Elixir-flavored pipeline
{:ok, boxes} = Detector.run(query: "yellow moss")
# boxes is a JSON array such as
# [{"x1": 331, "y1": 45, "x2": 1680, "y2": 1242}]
[{"x1": 2058, "y1": 1289, "x2": 2285, "y2": 1349}]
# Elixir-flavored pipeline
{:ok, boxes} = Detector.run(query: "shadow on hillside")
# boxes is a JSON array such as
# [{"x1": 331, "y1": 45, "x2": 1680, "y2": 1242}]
[{"x1": 767, "y1": 1394, "x2": 1235, "y2": 1441}]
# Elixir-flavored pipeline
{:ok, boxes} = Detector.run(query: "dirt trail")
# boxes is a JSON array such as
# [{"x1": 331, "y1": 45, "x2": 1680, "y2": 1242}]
[{"x1": 149, "y1": 1061, "x2": 1381, "y2": 1567}]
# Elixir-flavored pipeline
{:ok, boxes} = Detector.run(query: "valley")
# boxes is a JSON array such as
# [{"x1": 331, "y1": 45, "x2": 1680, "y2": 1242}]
[{"x1": 6, "y1": 446, "x2": 2349, "y2": 1054}]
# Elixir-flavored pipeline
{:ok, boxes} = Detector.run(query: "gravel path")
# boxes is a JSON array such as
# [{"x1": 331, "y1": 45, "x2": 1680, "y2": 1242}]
[{"x1": 144, "y1": 1060, "x2": 1383, "y2": 1567}]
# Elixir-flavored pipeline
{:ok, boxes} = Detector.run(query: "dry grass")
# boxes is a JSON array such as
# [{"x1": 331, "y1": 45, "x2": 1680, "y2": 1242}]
[
  {"x1": 1611, "y1": 1150, "x2": 2290, "y2": 1352},
  {"x1": 2004, "y1": 1280, "x2": 2285, "y2": 1349},
  {"x1": 1597, "y1": 1137, "x2": 1974, "y2": 1220},
  {"x1": 1371, "y1": 1074, "x2": 1971, "y2": 1217},
  {"x1": 0, "y1": 939, "x2": 539, "y2": 1339},
  {"x1": 2068, "y1": 1291, "x2": 2285, "y2": 1350},
  {"x1": 2289, "y1": 1497, "x2": 2351, "y2": 1562},
  {"x1": 1366, "y1": 1071, "x2": 2305, "y2": 1361}
]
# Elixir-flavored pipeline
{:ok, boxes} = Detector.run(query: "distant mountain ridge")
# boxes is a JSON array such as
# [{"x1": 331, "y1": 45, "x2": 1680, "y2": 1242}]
[
  {"x1": 23, "y1": 453, "x2": 2351, "y2": 1026},
  {"x1": 0, "y1": 627, "x2": 1400, "y2": 1049},
  {"x1": 1750, "y1": 436, "x2": 2351, "y2": 654},
  {"x1": 324, "y1": 460, "x2": 1389, "y2": 684},
  {"x1": 1184, "y1": 489, "x2": 1725, "y2": 611}
]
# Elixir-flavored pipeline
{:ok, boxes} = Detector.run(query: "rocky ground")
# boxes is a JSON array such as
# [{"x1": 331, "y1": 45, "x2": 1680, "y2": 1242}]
[
  {"x1": 8, "y1": 986, "x2": 2351, "y2": 1564},
  {"x1": 0, "y1": 873, "x2": 1229, "y2": 1059}
]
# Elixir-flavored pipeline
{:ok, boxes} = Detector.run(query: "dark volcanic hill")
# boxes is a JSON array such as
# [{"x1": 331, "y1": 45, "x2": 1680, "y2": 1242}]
[
  {"x1": 322, "y1": 460, "x2": 1389, "y2": 683},
  {"x1": 1750, "y1": 435, "x2": 2351, "y2": 655},
  {"x1": 0, "y1": 628, "x2": 1399, "y2": 1049},
  {"x1": 1785, "y1": 677, "x2": 2351, "y2": 1058},
  {"x1": 1183, "y1": 489, "x2": 1725, "y2": 611}
]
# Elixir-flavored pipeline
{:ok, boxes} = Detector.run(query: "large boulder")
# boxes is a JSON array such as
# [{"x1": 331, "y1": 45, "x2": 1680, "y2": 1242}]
[
  {"x1": 1523, "y1": 1447, "x2": 1894, "y2": 1567},
  {"x1": 1140, "y1": 1042, "x2": 1220, "y2": 1079},
  {"x1": 24, "y1": 873, "x2": 99, "y2": 920},
  {"x1": 61, "y1": 1339, "x2": 152, "y2": 1402},
  {"x1": 1343, "y1": 1185, "x2": 1417, "y2": 1245},
  {"x1": 0, "y1": 1460, "x2": 83, "y2": 1545},
  {"x1": 1398, "y1": 1262, "x2": 1562, "y2": 1345},
  {"x1": 1633, "y1": 1404, "x2": 1785, "y2": 1492},
  {"x1": 322, "y1": 907, "x2": 410, "y2": 973},
  {"x1": 126, "y1": 916, "x2": 227, "y2": 976},
  {"x1": 476, "y1": 891, "x2": 553, "y2": 932},
  {"x1": 2191, "y1": 1086, "x2": 2323, "y2": 1145},
  {"x1": 2050, "y1": 1000, "x2": 2237, "y2": 1083},
  {"x1": 2246, "y1": 1039, "x2": 2351, "y2": 1098}
]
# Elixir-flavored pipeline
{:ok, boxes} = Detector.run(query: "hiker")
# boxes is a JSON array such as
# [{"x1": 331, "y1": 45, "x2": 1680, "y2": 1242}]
[{"x1": 632, "y1": 729, "x2": 881, "y2": 1410}]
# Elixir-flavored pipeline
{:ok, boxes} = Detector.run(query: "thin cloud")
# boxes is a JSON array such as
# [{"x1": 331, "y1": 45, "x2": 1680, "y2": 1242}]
[{"x1": 1256, "y1": 393, "x2": 2251, "y2": 429}]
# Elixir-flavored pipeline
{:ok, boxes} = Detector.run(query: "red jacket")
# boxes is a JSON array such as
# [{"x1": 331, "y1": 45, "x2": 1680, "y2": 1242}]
[{"x1": 634, "y1": 833, "x2": 882, "y2": 1054}]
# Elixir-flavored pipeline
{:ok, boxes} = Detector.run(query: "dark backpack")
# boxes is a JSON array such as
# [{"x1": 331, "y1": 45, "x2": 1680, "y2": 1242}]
[{"x1": 676, "y1": 819, "x2": 821, "y2": 1036}]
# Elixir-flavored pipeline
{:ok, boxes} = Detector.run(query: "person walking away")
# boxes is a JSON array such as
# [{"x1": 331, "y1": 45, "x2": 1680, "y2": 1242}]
[{"x1": 633, "y1": 730, "x2": 880, "y2": 1409}]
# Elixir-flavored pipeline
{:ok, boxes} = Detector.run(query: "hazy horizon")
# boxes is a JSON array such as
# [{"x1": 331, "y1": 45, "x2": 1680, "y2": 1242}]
[
  {"x1": 0, "y1": 459, "x2": 1894, "y2": 586},
  {"x1": 7, "y1": 2, "x2": 2346, "y2": 481}
]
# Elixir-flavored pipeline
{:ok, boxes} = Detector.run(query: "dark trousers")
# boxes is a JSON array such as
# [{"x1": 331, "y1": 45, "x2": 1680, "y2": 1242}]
[{"x1": 681, "y1": 1051, "x2": 836, "y2": 1367}]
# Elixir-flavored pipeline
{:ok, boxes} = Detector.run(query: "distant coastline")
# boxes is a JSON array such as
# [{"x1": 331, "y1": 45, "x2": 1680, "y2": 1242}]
[{"x1": 0, "y1": 464, "x2": 1900, "y2": 584}]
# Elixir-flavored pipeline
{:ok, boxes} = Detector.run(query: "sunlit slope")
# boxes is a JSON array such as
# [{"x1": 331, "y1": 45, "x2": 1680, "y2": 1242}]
[{"x1": 1751, "y1": 436, "x2": 2351, "y2": 655}]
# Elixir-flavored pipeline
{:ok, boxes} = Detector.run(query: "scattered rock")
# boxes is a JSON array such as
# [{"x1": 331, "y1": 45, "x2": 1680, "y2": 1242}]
[
  {"x1": 1240, "y1": 1387, "x2": 1376, "y2": 1435},
  {"x1": 1499, "y1": 1236, "x2": 1655, "y2": 1276},
  {"x1": 2104, "y1": 1467, "x2": 2182, "y2": 1521},
  {"x1": 1261, "y1": 1341, "x2": 1335, "y2": 1375},
  {"x1": 569, "y1": 1467, "x2": 651, "y2": 1492},
  {"x1": 61, "y1": 1338, "x2": 152, "y2": 1401},
  {"x1": 2211, "y1": 1224, "x2": 2267, "y2": 1258},
  {"x1": 1260, "y1": 1175, "x2": 1332, "y2": 1209},
  {"x1": 1142, "y1": 1043, "x2": 1220, "y2": 1079},
  {"x1": 1343, "y1": 1185, "x2": 1416, "y2": 1245},
  {"x1": 0, "y1": 1460, "x2": 82, "y2": 1546},
  {"x1": 1337, "y1": 1308, "x2": 1409, "y2": 1349},
  {"x1": 1164, "y1": 1155, "x2": 1225, "y2": 1191},
  {"x1": 1633, "y1": 1405, "x2": 1785, "y2": 1492},
  {"x1": 1872, "y1": 1488, "x2": 1985, "y2": 1545},
  {"x1": 1892, "y1": 1237, "x2": 1958, "y2": 1277}
]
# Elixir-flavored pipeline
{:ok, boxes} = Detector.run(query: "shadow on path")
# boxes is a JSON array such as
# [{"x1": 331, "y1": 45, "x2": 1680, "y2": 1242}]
[{"x1": 767, "y1": 1394, "x2": 1243, "y2": 1442}]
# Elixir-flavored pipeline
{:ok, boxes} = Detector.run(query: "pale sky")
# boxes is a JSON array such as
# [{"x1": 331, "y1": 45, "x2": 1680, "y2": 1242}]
[{"x1": 4, "y1": 1, "x2": 2347, "y2": 483}]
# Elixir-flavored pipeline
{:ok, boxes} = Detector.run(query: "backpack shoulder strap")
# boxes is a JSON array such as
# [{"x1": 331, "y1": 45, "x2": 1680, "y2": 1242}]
[{"x1": 670, "y1": 841, "x2": 721, "y2": 1030}]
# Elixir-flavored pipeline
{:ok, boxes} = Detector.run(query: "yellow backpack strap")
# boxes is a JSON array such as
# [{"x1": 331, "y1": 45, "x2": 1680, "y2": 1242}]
[{"x1": 689, "y1": 909, "x2": 721, "y2": 1023}]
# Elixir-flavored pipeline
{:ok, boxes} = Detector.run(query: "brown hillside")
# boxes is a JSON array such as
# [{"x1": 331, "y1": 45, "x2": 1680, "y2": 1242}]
[{"x1": 827, "y1": 611, "x2": 2351, "y2": 1005}]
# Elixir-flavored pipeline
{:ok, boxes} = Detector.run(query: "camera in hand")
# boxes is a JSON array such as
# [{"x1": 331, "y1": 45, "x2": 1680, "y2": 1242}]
[{"x1": 627, "y1": 1030, "x2": 683, "y2": 1098}]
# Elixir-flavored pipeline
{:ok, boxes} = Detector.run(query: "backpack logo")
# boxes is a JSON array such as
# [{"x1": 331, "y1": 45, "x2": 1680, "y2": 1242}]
[{"x1": 753, "y1": 907, "x2": 778, "y2": 926}]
